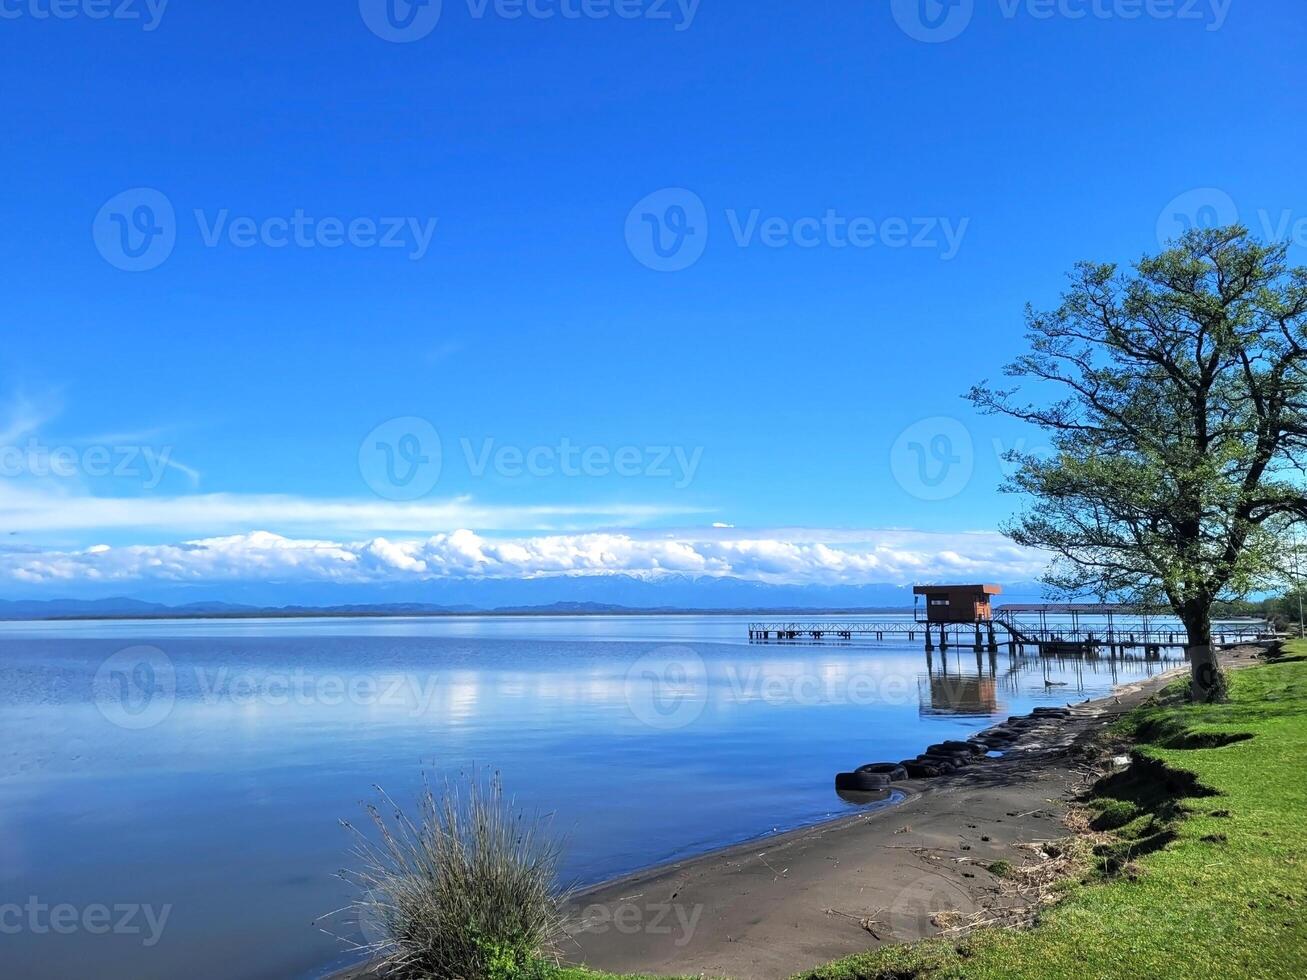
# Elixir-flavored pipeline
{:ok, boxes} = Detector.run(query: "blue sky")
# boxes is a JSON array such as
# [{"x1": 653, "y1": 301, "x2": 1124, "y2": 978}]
[{"x1": 0, "y1": 0, "x2": 1303, "y2": 597}]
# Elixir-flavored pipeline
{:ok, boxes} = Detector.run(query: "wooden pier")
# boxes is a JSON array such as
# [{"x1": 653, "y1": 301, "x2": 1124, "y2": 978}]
[{"x1": 747, "y1": 612, "x2": 1271, "y2": 656}]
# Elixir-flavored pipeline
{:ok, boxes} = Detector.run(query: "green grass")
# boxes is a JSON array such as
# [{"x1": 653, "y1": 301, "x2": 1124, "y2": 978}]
[
  {"x1": 547, "y1": 970, "x2": 691, "y2": 980},
  {"x1": 792, "y1": 646, "x2": 1307, "y2": 980},
  {"x1": 986, "y1": 860, "x2": 1015, "y2": 879}
]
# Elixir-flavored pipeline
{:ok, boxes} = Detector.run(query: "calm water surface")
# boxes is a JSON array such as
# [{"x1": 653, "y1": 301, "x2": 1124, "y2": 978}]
[{"x1": 0, "y1": 615, "x2": 1185, "y2": 979}]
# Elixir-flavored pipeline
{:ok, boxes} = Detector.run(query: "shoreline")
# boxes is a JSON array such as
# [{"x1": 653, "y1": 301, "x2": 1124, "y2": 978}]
[
  {"x1": 560, "y1": 646, "x2": 1267, "y2": 979},
  {"x1": 331, "y1": 646, "x2": 1267, "y2": 980}
]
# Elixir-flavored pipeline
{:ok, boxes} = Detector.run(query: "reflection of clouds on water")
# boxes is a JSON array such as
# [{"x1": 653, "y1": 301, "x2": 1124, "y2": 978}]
[
  {"x1": 444, "y1": 673, "x2": 480, "y2": 726},
  {"x1": 3, "y1": 621, "x2": 1212, "y2": 980},
  {"x1": 1, "y1": 628, "x2": 1199, "y2": 792}
]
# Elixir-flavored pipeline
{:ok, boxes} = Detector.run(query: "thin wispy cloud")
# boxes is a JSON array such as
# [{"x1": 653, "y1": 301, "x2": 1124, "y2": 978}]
[
  {"x1": 0, "y1": 391, "x2": 60, "y2": 445},
  {"x1": 0, "y1": 482, "x2": 706, "y2": 536},
  {"x1": 0, "y1": 391, "x2": 203, "y2": 489}
]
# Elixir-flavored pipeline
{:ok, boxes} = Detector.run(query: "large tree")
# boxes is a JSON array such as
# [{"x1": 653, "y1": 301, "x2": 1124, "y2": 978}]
[{"x1": 970, "y1": 226, "x2": 1307, "y2": 701}]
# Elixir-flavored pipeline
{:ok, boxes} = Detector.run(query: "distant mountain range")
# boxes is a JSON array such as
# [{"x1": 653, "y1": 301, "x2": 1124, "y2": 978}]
[{"x1": 0, "y1": 574, "x2": 1051, "y2": 621}]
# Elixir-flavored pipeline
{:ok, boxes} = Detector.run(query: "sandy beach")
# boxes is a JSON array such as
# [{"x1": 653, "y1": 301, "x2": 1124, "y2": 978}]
[{"x1": 561, "y1": 646, "x2": 1266, "y2": 979}]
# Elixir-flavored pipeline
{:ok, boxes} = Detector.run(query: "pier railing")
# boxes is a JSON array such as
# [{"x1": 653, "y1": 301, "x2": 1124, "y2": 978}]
[{"x1": 747, "y1": 617, "x2": 1273, "y2": 651}]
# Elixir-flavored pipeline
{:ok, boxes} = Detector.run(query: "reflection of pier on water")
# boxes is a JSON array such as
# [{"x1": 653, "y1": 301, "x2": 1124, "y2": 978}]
[{"x1": 917, "y1": 643, "x2": 1186, "y2": 717}]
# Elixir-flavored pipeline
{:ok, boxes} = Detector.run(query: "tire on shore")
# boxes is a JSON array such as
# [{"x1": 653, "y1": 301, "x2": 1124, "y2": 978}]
[
  {"x1": 939, "y1": 739, "x2": 986, "y2": 755},
  {"x1": 898, "y1": 759, "x2": 943, "y2": 778},
  {"x1": 835, "y1": 770, "x2": 892, "y2": 791},
  {"x1": 919, "y1": 754, "x2": 963, "y2": 771},
  {"x1": 856, "y1": 763, "x2": 909, "y2": 781},
  {"x1": 925, "y1": 744, "x2": 974, "y2": 759}
]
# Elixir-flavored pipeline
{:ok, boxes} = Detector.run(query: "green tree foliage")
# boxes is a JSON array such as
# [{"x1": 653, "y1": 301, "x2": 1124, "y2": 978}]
[{"x1": 971, "y1": 227, "x2": 1307, "y2": 701}]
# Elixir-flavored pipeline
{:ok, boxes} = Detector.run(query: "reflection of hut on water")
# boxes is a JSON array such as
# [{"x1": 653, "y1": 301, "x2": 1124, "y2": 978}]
[{"x1": 918, "y1": 674, "x2": 998, "y2": 717}]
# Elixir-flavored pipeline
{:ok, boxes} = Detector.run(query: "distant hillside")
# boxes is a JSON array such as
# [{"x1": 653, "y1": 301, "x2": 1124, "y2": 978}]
[{"x1": 0, "y1": 575, "x2": 1049, "y2": 621}]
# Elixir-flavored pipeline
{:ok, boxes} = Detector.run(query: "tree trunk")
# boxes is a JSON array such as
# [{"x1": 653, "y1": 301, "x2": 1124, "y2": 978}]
[{"x1": 1183, "y1": 606, "x2": 1226, "y2": 703}]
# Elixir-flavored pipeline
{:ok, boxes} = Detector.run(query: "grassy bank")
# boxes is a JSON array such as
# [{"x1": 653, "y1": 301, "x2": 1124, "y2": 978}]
[{"x1": 794, "y1": 645, "x2": 1307, "y2": 980}]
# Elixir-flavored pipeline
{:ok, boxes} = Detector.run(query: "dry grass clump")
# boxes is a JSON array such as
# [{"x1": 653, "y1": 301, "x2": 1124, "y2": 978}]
[
  {"x1": 333, "y1": 770, "x2": 569, "y2": 980},
  {"x1": 929, "y1": 806, "x2": 1109, "y2": 938}
]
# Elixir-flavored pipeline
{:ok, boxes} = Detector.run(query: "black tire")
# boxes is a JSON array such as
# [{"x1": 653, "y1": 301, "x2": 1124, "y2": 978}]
[
  {"x1": 926, "y1": 744, "x2": 973, "y2": 758},
  {"x1": 940, "y1": 739, "x2": 982, "y2": 753},
  {"x1": 857, "y1": 763, "x2": 909, "y2": 781},
  {"x1": 835, "y1": 770, "x2": 892, "y2": 791},
  {"x1": 920, "y1": 754, "x2": 963, "y2": 771},
  {"x1": 899, "y1": 760, "x2": 942, "y2": 778}
]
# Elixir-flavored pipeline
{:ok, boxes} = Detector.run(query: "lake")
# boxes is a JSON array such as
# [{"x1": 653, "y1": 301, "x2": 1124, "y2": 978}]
[{"x1": 0, "y1": 614, "x2": 1185, "y2": 979}]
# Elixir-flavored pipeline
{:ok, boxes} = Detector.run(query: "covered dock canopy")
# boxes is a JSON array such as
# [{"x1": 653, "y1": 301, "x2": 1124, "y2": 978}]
[{"x1": 912, "y1": 583, "x2": 1002, "y2": 623}]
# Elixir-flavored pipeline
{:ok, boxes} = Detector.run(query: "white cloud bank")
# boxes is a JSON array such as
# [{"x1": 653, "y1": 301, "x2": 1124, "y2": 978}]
[{"x1": 1, "y1": 528, "x2": 1045, "y2": 588}]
